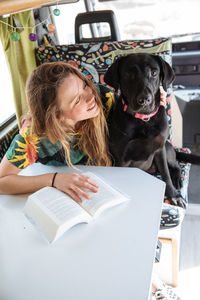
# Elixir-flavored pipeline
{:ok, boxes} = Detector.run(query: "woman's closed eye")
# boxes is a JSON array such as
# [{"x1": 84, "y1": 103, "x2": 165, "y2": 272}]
[
  {"x1": 74, "y1": 82, "x2": 88, "y2": 105},
  {"x1": 75, "y1": 97, "x2": 81, "y2": 105}
]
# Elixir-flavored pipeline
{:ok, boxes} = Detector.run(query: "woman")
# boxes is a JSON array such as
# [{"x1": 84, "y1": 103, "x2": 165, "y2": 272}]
[{"x1": 0, "y1": 62, "x2": 112, "y2": 201}]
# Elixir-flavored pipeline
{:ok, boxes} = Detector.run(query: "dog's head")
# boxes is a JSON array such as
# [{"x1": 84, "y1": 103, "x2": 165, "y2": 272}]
[{"x1": 104, "y1": 53, "x2": 175, "y2": 114}]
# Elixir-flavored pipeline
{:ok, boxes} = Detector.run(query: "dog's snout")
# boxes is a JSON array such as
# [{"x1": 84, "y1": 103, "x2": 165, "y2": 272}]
[{"x1": 137, "y1": 95, "x2": 152, "y2": 106}]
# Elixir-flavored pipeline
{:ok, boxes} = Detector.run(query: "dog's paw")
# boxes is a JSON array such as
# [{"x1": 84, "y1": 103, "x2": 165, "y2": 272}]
[{"x1": 169, "y1": 196, "x2": 187, "y2": 209}]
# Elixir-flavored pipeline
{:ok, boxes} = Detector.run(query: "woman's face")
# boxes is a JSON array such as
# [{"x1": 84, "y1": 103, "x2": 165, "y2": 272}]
[{"x1": 57, "y1": 73, "x2": 100, "y2": 129}]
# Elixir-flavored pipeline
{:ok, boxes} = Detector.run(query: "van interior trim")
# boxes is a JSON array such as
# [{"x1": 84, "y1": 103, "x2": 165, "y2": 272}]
[{"x1": 0, "y1": 0, "x2": 79, "y2": 16}]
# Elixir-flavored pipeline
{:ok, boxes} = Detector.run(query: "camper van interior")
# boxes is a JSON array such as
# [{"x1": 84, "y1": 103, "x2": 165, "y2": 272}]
[{"x1": 0, "y1": 1, "x2": 200, "y2": 299}]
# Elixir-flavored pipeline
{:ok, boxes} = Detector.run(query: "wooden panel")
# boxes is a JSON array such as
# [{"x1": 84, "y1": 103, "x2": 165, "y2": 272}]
[
  {"x1": 159, "y1": 237, "x2": 179, "y2": 287},
  {"x1": 0, "y1": 0, "x2": 78, "y2": 16}
]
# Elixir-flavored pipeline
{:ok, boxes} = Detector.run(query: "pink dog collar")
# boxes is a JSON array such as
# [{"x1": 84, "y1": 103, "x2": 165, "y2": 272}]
[{"x1": 134, "y1": 108, "x2": 159, "y2": 122}]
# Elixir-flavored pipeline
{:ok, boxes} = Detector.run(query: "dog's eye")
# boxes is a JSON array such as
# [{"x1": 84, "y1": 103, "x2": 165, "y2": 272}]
[{"x1": 151, "y1": 69, "x2": 158, "y2": 77}]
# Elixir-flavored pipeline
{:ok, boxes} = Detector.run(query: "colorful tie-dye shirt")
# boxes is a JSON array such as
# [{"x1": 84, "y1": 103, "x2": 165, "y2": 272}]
[{"x1": 6, "y1": 84, "x2": 116, "y2": 169}]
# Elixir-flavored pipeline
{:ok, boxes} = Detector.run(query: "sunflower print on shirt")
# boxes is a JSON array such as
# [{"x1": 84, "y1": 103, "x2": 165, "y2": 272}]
[
  {"x1": 6, "y1": 122, "x2": 40, "y2": 169},
  {"x1": 6, "y1": 122, "x2": 86, "y2": 169}
]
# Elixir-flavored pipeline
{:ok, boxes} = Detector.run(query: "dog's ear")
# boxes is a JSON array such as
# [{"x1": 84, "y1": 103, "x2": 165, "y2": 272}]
[
  {"x1": 104, "y1": 56, "x2": 124, "y2": 91},
  {"x1": 153, "y1": 55, "x2": 175, "y2": 91}
]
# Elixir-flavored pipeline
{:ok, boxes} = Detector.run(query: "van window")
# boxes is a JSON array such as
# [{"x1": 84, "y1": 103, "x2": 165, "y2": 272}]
[
  {"x1": 95, "y1": 0, "x2": 200, "y2": 43},
  {"x1": 52, "y1": 1, "x2": 86, "y2": 44},
  {"x1": 53, "y1": 0, "x2": 200, "y2": 44},
  {"x1": 0, "y1": 41, "x2": 15, "y2": 125}
]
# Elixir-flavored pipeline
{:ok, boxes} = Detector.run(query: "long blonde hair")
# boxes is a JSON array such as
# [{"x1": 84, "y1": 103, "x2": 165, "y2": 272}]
[{"x1": 24, "y1": 62, "x2": 111, "y2": 167}]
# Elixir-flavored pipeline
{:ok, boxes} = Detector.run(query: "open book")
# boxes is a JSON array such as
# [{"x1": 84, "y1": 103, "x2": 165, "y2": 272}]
[{"x1": 24, "y1": 172, "x2": 130, "y2": 243}]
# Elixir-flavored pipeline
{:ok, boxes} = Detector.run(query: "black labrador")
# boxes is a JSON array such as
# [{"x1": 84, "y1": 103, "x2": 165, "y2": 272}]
[{"x1": 104, "y1": 53, "x2": 200, "y2": 208}]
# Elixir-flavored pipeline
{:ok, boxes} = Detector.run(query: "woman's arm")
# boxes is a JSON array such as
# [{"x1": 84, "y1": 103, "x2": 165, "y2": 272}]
[
  {"x1": 0, "y1": 156, "x2": 54, "y2": 194},
  {"x1": 0, "y1": 156, "x2": 98, "y2": 201}
]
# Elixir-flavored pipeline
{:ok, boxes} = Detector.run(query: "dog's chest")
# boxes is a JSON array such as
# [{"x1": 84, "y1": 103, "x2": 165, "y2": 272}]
[
  {"x1": 119, "y1": 116, "x2": 168, "y2": 142},
  {"x1": 108, "y1": 105, "x2": 169, "y2": 163}
]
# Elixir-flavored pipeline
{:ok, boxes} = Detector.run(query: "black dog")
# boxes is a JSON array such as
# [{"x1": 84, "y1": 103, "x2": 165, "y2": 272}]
[{"x1": 104, "y1": 53, "x2": 200, "y2": 208}]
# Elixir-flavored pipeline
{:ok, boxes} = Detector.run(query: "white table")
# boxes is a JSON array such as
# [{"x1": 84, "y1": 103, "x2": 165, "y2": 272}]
[{"x1": 0, "y1": 165, "x2": 165, "y2": 300}]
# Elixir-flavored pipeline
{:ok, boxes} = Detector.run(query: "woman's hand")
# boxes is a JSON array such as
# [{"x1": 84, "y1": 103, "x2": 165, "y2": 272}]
[
  {"x1": 53, "y1": 173, "x2": 99, "y2": 203},
  {"x1": 0, "y1": 157, "x2": 98, "y2": 197}
]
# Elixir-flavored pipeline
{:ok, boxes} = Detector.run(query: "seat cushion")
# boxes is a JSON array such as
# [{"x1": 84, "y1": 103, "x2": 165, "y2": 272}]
[{"x1": 36, "y1": 38, "x2": 171, "y2": 84}]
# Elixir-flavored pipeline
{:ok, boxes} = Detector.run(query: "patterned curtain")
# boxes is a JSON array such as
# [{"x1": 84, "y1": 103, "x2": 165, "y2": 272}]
[{"x1": 0, "y1": 11, "x2": 37, "y2": 126}]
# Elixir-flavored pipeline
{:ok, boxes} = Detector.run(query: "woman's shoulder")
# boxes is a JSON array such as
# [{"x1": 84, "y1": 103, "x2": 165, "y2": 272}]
[
  {"x1": 6, "y1": 121, "x2": 85, "y2": 169},
  {"x1": 6, "y1": 121, "x2": 40, "y2": 169},
  {"x1": 19, "y1": 120, "x2": 36, "y2": 140}
]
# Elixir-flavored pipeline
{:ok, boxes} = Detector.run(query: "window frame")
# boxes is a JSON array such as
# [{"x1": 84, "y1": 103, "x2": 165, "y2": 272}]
[{"x1": 0, "y1": 113, "x2": 16, "y2": 132}]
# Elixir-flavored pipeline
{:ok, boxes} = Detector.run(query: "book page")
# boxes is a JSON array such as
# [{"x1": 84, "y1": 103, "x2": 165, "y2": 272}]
[
  {"x1": 28, "y1": 187, "x2": 92, "y2": 225},
  {"x1": 79, "y1": 172, "x2": 130, "y2": 218},
  {"x1": 24, "y1": 187, "x2": 92, "y2": 242}
]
